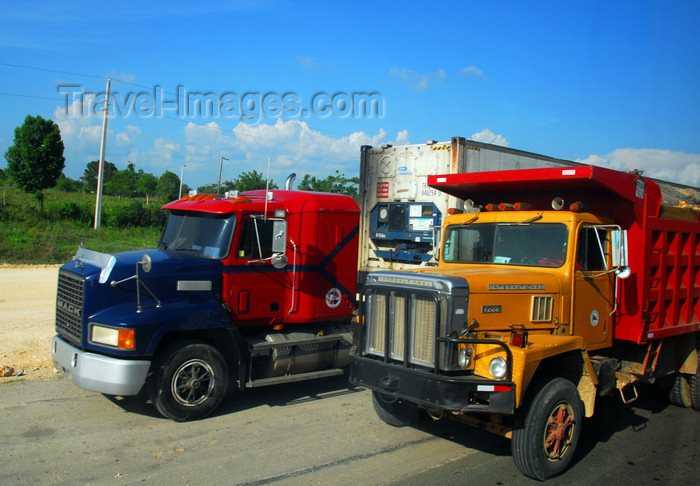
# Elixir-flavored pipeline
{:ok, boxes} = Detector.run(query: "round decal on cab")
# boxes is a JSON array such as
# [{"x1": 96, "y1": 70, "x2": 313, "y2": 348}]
[{"x1": 326, "y1": 288, "x2": 342, "y2": 308}]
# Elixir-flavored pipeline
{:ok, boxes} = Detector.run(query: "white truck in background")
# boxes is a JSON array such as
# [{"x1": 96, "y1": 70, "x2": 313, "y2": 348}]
[{"x1": 357, "y1": 136, "x2": 582, "y2": 283}]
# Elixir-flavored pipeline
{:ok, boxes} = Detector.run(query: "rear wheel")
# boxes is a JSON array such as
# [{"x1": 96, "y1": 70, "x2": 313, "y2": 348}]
[
  {"x1": 372, "y1": 391, "x2": 423, "y2": 427},
  {"x1": 669, "y1": 372, "x2": 693, "y2": 408},
  {"x1": 689, "y1": 336, "x2": 700, "y2": 411},
  {"x1": 512, "y1": 378, "x2": 582, "y2": 480},
  {"x1": 149, "y1": 343, "x2": 228, "y2": 421}
]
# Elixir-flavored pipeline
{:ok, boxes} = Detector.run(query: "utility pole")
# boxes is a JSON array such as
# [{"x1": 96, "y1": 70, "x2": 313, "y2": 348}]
[
  {"x1": 94, "y1": 78, "x2": 111, "y2": 230},
  {"x1": 179, "y1": 164, "x2": 186, "y2": 198},
  {"x1": 217, "y1": 156, "x2": 228, "y2": 195}
]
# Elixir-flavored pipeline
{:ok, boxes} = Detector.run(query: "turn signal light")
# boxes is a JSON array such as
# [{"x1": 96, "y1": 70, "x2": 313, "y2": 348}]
[{"x1": 118, "y1": 329, "x2": 135, "y2": 350}]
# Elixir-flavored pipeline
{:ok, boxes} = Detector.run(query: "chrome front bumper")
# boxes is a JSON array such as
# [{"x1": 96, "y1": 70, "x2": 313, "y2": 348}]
[{"x1": 52, "y1": 336, "x2": 151, "y2": 396}]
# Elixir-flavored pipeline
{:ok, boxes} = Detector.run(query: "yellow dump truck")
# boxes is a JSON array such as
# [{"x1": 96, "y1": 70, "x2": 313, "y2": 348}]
[{"x1": 349, "y1": 164, "x2": 700, "y2": 480}]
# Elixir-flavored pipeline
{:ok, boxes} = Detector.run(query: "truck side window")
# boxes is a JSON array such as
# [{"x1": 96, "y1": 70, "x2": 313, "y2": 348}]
[
  {"x1": 576, "y1": 227, "x2": 608, "y2": 271},
  {"x1": 237, "y1": 219, "x2": 275, "y2": 259}
]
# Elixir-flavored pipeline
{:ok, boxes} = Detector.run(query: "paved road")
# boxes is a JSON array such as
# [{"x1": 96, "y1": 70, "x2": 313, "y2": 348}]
[{"x1": 1, "y1": 375, "x2": 699, "y2": 485}]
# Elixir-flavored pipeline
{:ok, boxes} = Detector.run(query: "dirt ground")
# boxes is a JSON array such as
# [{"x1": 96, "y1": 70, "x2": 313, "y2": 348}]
[{"x1": 0, "y1": 264, "x2": 63, "y2": 382}]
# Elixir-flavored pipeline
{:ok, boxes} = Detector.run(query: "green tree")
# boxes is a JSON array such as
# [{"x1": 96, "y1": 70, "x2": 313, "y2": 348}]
[
  {"x1": 4, "y1": 115, "x2": 66, "y2": 207},
  {"x1": 136, "y1": 172, "x2": 158, "y2": 197},
  {"x1": 82, "y1": 160, "x2": 118, "y2": 192},
  {"x1": 198, "y1": 170, "x2": 277, "y2": 194},
  {"x1": 197, "y1": 182, "x2": 219, "y2": 194},
  {"x1": 55, "y1": 173, "x2": 83, "y2": 192},
  {"x1": 157, "y1": 171, "x2": 181, "y2": 201},
  {"x1": 233, "y1": 170, "x2": 277, "y2": 192},
  {"x1": 298, "y1": 170, "x2": 359, "y2": 198},
  {"x1": 105, "y1": 163, "x2": 139, "y2": 197}
]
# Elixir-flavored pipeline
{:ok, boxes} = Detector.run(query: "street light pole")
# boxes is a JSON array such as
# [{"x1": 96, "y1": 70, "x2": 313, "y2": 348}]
[
  {"x1": 179, "y1": 164, "x2": 186, "y2": 198},
  {"x1": 217, "y1": 156, "x2": 229, "y2": 195}
]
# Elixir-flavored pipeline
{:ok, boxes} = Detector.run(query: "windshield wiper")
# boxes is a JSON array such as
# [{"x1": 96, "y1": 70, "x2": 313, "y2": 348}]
[
  {"x1": 455, "y1": 213, "x2": 480, "y2": 227},
  {"x1": 509, "y1": 214, "x2": 543, "y2": 226},
  {"x1": 172, "y1": 248, "x2": 200, "y2": 256}
]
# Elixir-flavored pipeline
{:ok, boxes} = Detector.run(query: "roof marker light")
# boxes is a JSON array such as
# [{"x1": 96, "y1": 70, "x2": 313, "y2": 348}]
[
  {"x1": 498, "y1": 203, "x2": 514, "y2": 211},
  {"x1": 570, "y1": 201, "x2": 587, "y2": 212},
  {"x1": 513, "y1": 202, "x2": 532, "y2": 210},
  {"x1": 485, "y1": 203, "x2": 497, "y2": 211}
]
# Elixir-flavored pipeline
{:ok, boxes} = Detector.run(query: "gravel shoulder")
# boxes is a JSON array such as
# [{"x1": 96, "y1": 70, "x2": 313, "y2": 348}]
[{"x1": 0, "y1": 264, "x2": 63, "y2": 383}]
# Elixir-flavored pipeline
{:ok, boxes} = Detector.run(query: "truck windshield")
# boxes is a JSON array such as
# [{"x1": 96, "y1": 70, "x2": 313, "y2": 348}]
[
  {"x1": 442, "y1": 222, "x2": 569, "y2": 267},
  {"x1": 159, "y1": 211, "x2": 236, "y2": 259}
]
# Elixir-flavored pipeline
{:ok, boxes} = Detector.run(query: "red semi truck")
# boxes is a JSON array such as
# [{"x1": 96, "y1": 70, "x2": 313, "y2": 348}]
[
  {"x1": 53, "y1": 178, "x2": 360, "y2": 421},
  {"x1": 349, "y1": 164, "x2": 700, "y2": 479}
]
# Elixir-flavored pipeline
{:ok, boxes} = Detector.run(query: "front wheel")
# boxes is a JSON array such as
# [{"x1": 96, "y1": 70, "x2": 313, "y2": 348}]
[
  {"x1": 372, "y1": 391, "x2": 423, "y2": 427},
  {"x1": 512, "y1": 377, "x2": 583, "y2": 480},
  {"x1": 150, "y1": 343, "x2": 229, "y2": 421}
]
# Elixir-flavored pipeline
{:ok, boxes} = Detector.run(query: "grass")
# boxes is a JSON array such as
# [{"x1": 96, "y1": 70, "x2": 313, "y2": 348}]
[{"x1": 1, "y1": 184, "x2": 165, "y2": 264}]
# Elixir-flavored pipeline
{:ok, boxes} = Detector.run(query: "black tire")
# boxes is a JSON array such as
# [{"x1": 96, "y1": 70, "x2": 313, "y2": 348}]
[
  {"x1": 150, "y1": 343, "x2": 229, "y2": 421},
  {"x1": 512, "y1": 378, "x2": 583, "y2": 481},
  {"x1": 689, "y1": 336, "x2": 700, "y2": 411},
  {"x1": 371, "y1": 391, "x2": 423, "y2": 427},
  {"x1": 668, "y1": 372, "x2": 692, "y2": 408}
]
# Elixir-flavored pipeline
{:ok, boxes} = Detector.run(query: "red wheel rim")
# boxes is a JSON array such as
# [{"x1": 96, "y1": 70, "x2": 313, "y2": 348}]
[{"x1": 543, "y1": 401, "x2": 575, "y2": 460}]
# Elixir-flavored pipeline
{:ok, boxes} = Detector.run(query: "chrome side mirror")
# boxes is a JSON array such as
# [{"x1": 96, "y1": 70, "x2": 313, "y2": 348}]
[{"x1": 140, "y1": 253, "x2": 152, "y2": 273}]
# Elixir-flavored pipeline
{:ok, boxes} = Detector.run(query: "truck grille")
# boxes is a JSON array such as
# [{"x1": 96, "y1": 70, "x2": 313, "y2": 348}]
[
  {"x1": 365, "y1": 290, "x2": 438, "y2": 367},
  {"x1": 55, "y1": 270, "x2": 85, "y2": 346}
]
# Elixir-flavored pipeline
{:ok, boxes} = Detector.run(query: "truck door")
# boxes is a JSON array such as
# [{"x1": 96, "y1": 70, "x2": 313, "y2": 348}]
[
  {"x1": 229, "y1": 217, "x2": 286, "y2": 324},
  {"x1": 573, "y1": 226, "x2": 615, "y2": 349}
]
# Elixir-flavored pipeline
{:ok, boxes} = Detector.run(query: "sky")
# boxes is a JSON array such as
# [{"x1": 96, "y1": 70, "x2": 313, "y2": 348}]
[{"x1": 1, "y1": 0, "x2": 699, "y2": 190}]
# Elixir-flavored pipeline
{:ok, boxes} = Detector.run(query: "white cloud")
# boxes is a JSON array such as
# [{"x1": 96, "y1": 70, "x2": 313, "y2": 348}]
[
  {"x1": 394, "y1": 129, "x2": 410, "y2": 146},
  {"x1": 151, "y1": 138, "x2": 181, "y2": 167},
  {"x1": 458, "y1": 66, "x2": 484, "y2": 78},
  {"x1": 229, "y1": 119, "x2": 402, "y2": 181},
  {"x1": 114, "y1": 125, "x2": 142, "y2": 146},
  {"x1": 296, "y1": 56, "x2": 317, "y2": 68},
  {"x1": 107, "y1": 71, "x2": 137, "y2": 84},
  {"x1": 390, "y1": 66, "x2": 447, "y2": 91},
  {"x1": 576, "y1": 148, "x2": 700, "y2": 187},
  {"x1": 296, "y1": 55, "x2": 334, "y2": 71},
  {"x1": 470, "y1": 129, "x2": 509, "y2": 147}
]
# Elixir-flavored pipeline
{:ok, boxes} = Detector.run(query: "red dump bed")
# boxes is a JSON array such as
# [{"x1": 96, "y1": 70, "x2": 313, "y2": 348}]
[{"x1": 429, "y1": 165, "x2": 700, "y2": 344}]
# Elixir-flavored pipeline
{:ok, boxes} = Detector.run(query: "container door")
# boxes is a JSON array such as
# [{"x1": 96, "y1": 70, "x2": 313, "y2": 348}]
[{"x1": 573, "y1": 226, "x2": 615, "y2": 348}]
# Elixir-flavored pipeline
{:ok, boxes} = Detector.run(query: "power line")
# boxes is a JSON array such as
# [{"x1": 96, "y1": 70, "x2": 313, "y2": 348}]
[
  {"x1": 0, "y1": 61, "x2": 367, "y2": 161},
  {"x1": 0, "y1": 62, "x2": 105, "y2": 80},
  {"x1": 0, "y1": 91, "x2": 64, "y2": 102}
]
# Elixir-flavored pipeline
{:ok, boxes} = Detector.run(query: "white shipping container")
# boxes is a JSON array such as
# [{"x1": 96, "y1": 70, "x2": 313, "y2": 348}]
[{"x1": 357, "y1": 137, "x2": 580, "y2": 283}]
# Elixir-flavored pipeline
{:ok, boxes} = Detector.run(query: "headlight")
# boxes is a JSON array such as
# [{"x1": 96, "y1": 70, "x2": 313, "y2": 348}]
[
  {"x1": 90, "y1": 324, "x2": 135, "y2": 350},
  {"x1": 458, "y1": 346, "x2": 473, "y2": 369},
  {"x1": 489, "y1": 356, "x2": 507, "y2": 379}
]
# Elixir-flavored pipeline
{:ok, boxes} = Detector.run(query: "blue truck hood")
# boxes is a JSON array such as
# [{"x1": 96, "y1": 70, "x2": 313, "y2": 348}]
[{"x1": 61, "y1": 247, "x2": 224, "y2": 325}]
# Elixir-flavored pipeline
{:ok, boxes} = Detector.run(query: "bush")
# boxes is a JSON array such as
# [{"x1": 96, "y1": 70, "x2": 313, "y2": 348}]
[{"x1": 56, "y1": 201, "x2": 92, "y2": 223}]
